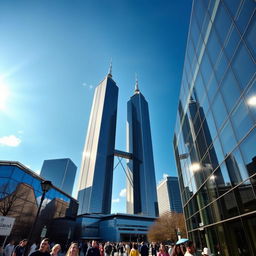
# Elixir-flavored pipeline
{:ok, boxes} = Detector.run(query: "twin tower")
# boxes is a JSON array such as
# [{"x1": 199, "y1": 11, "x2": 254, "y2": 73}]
[{"x1": 77, "y1": 68, "x2": 159, "y2": 217}]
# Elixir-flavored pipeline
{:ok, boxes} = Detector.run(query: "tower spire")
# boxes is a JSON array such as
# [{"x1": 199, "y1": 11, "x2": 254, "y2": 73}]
[
  {"x1": 108, "y1": 59, "x2": 112, "y2": 78},
  {"x1": 134, "y1": 73, "x2": 140, "y2": 94}
]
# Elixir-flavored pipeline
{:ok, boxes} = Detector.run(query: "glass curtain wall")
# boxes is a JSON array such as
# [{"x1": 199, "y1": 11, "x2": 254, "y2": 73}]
[{"x1": 173, "y1": 0, "x2": 256, "y2": 255}]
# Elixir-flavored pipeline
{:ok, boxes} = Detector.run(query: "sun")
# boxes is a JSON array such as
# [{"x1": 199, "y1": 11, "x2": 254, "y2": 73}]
[{"x1": 0, "y1": 82, "x2": 10, "y2": 110}]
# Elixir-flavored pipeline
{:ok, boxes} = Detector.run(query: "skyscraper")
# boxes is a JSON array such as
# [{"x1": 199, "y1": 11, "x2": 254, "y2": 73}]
[
  {"x1": 78, "y1": 69, "x2": 118, "y2": 215},
  {"x1": 127, "y1": 80, "x2": 158, "y2": 217},
  {"x1": 173, "y1": 0, "x2": 256, "y2": 255},
  {"x1": 41, "y1": 158, "x2": 77, "y2": 195},
  {"x1": 157, "y1": 176, "x2": 183, "y2": 215}
]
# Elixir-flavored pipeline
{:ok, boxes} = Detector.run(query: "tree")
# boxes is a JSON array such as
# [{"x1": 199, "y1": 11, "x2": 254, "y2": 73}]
[{"x1": 147, "y1": 211, "x2": 187, "y2": 242}]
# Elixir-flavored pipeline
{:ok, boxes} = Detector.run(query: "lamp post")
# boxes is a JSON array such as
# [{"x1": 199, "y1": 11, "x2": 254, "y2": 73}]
[{"x1": 25, "y1": 180, "x2": 52, "y2": 255}]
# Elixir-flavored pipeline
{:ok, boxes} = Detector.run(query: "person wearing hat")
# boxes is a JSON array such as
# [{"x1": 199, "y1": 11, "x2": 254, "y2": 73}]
[{"x1": 201, "y1": 248, "x2": 212, "y2": 256}]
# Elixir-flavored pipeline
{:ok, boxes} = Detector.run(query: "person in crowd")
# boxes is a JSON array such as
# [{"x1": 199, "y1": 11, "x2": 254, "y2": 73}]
[
  {"x1": 129, "y1": 244, "x2": 139, "y2": 256},
  {"x1": 157, "y1": 244, "x2": 169, "y2": 256},
  {"x1": 12, "y1": 239, "x2": 28, "y2": 256},
  {"x1": 30, "y1": 238, "x2": 50, "y2": 256},
  {"x1": 29, "y1": 243, "x2": 38, "y2": 256},
  {"x1": 0, "y1": 246, "x2": 4, "y2": 256},
  {"x1": 104, "y1": 242, "x2": 112, "y2": 256},
  {"x1": 124, "y1": 244, "x2": 130, "y2": 256},
  {"x1": 66, "y1": 243, "x2": 79, "y2": 256},
  {"x1": 99, "y1": 244, "x2": 104, "y2": 256},
  {"x1": 50, "y1": 244, "x2": 61, "y2": 256},
  {"x1": 86, "y1": 241, "x2": 100, "y2": 256},
  {"x1": 150, "y1": 243, "x2": 157, "y2": 256},
  {"x1": 201, "y1": 248, "x2": 212, "y2": 256},
  {"x1": 4, "y1": 240, "x2": 15, "y2": 256},
  {"x1": 118, "y1": 243, "x2": 124, "y2": 256},
  {"x1": 167, "y1": 245, "x2": 173, "y2": 256},
  {"x1": 83, "y1": 242, "x2": 88, "y2": 256},
  {"x1": 139, "y1": 242, "x2": 148, "y2": 256},
  {"x1": 170, "y1": 245, "x2": 183, "y2": 256},
  {"x1": 184, "y1": 241, "x2": 195, "y2": 256}
]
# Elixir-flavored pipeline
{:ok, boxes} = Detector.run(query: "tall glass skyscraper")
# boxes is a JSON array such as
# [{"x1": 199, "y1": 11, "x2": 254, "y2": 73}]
[
  {"x1": 127, "y1": 81, "x2": 158, "y2": 217},
  {"x1": 173, "y1": 0, "x2": 256, "y2": 255},
  {"x1": 41, "y1": 158, "x2": 77, "y2": 195},
  {"x1": 157, "y1": 176, "x2": 183, "y2": 214},
  {"x1": 78, "y1": 70, "x2": 118, "y2": 215}
]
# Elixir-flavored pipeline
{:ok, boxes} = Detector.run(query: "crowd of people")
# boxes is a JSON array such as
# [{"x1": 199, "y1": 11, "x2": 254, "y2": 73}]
[{"x1": 0, "y1": 239, "x2": 213, "y2": 256}]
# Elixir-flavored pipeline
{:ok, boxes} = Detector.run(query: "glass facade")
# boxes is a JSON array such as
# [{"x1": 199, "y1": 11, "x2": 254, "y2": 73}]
[
  {"x1": 173, "y1": 0, "x2": 256, "y2": 255},
  {"x1": 127, "y1": 86, "x2": 158, "y2": 217},
  {"x1": 157, "y1": 176, "x2": 183, "y2": 214},
  {"x1": 41, "y1": 158, "x2": 77, "y2": 195},
  {"x1": 78, "y1": 73, "x2": 118, "y2": 215},
  {"x1": 0, "y1": 161, "x2": 78, "y2": 244}
]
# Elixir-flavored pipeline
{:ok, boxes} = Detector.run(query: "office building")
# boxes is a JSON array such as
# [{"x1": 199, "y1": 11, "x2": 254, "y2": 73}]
[
  {"x1": 127, "y1": 80, "x2": 158, "y2": 217},
  {"x1": 78, "y1": 68, "x2": 118, "y2": 215},
  {"x1": 157, "y1": 176, "x2": 183, "y2": 214},
  {"x1": 41, "y1": 158, "x2": 77, "y2": 195},
  {"x1": 0, "y1": 161, "x2": 78, "y2": 244},
  {"x1": 173, "y1": 0, "x2": 256, "y2": 255}
]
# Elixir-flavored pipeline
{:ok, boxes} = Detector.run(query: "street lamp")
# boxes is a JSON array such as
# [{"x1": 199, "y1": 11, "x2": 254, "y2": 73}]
[{"x1": 25, "y1": 180, "x2": 52, "y2": 255}]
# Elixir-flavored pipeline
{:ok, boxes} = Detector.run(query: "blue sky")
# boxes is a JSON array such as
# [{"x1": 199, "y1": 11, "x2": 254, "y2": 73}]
[{"x1": 0, "y1": 0, "x2": 192, "y2": 213}]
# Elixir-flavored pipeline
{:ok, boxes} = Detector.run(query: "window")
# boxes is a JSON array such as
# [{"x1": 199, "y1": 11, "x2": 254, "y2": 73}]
[
  {"x1": 11, "y1": 167, "x2": 24, "y2": 182},
  {"x1": 212, "y1": 93, "x2": 228, "y2": 129},
  {"x1": 207, "y1": 27, "x2": 222, "y2": 66},
  {"x1": 220, "y1": 121, "x2": 237, "y2": 155},
  {"x1": 220, "y1": 68, "x2": 241, "y2": 112},
  {"x1": 245, "y1": 12, "x2": 256, "y2": 61},
  {"x1": 0, "y1": 165, "x2": 14, "y2": 178},
  {"x1": 232, "y1": 42, "x2": 256, "y2": 90},
  {"x1": 231, "y1": 99, "x2": 254, "y2": 141},
  {"x1": 214, "y1": 163, "x2": 232, "y2": 195}
]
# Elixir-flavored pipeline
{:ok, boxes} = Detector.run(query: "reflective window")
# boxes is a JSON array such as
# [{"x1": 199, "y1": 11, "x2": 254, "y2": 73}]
[
  {"x1": 194, "y1": 0, "x2": 207, "y2": 29},
  {"x1": 233, "y1": 181, "x2": 256, "y2": 214},
  {"x1": 214, "y1": 52, "x2": 228, "y2": 83},
  {"x1": 206, "y1": 174, "x2": 219, "y2": 201},
  {"x1": 0, "y1": 178, "x2": 9, "y2": 194},
  {"x1": 206, "y1": 74, "x2": 218, "y2": 103},
  {"x1": 205, "y1": 110, "x2": 217, "y2": 142},
  {"x1": 220, "y1": 121, "x2": 237, "y2": 155},
  {"x1": 11, "y1": 167, "x2": 24, "y2": 182},
  {"x1": 213, "y1": 137, "x2": 224, "y2": 165},
  {"x1": 226, "y1": 148, "x2": 250, "y2": 185},
  {"x1": 6, "y1": 180, "x2": 18, "y2": 194},
  {"x1": 214, "y1": 163, "x2": 232, "y2": 196},
  {"x1": 200, "y1": 52, "x2": 213, "y2": 85},
  {"x1": 236, "y1": 0, "x2": 256, "y2": 35},
  {"x1": 196, "y1": 184, "x2": 210, "y2": 208},
  {"x1": 219, "y1": 190, "x2": 239, "y2": 219},
  {"x1": 220, "y1": 68, "x2": 241, "y2": 112},
  {"x1": 242, "y1": 215, "x2": 256, "y2": 255},
  {"x1": 206, "y1": 27, "x2": 222, "y2": 66},
  {"x1": 232, "y1": 42, "x2": 256, "y2": 90},
  {"x1": 231, "y1": 98, "x2": 254, "y2": 141},
  {"x1": 0, "y1": 166, "x2": 14, "y2": 177},
  {"x1": 214, "y1": 2, "x2": 232, "y2": 44},
  {"x1": 201, "y1": 205, "x2": 214, "y2": 225},
  {"x1": 244, "y1": 81, "x2": 256, "y2": 121},
  {"x1": 194, "y1": 73, "x2": 206, "y2": 105},
  {"x1": 240, "y1": 128, "x2": 256, "y2": 169},
  {"x1": 224, "y1": 25, "x2": 241, "y2": 59},
  {"x1": 245, "y1": 12, "x2": 256, "y2": 61},
  {"x1": 212, "y1": 93, "x2": 228, "y2": 129},
  {"x1": 223, "y1": 0, "x2": 241, "y2": 19},
  {"x1": 211, "y1": 200, "x2": 222, "y2": 222},
  {"x1": 22, "y1": 173, "x2": 34, "y2": 186}
]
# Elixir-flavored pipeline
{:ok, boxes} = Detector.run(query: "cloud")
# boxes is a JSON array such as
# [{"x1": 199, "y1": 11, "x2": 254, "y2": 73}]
[
  {"x1": 82, "y1": 82, "x2": 94, "y2": 90},
  {"x1": 0, "y1": 135, "x2": 21, "y2": 147},
  {"x1": 112, "y1": 198, "x2": 120, "y2": 203},
  {"x1": 119, "y1": 188, "x2": 126, "y2": 197}
]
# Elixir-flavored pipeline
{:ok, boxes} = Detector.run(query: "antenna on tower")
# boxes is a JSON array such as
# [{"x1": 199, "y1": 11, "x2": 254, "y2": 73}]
[
  {"x1": 134, "y1": 73, "x2": 140, "y2": 94},
  {"x1": 108, "y1": 59, "x2": 112, "y2": 78}
]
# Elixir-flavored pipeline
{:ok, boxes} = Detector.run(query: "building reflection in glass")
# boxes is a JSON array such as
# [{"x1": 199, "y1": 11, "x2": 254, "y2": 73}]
[
  {"x1": 0, "y1": 161, "x2": 78, "y2": 245},
  {"x1": 173, "y1": 0, "x2": 256, "y2": 255}
]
